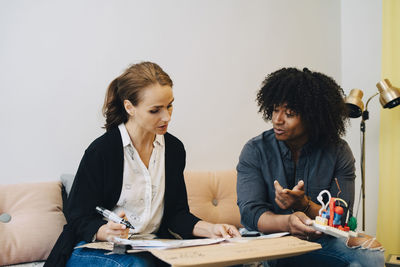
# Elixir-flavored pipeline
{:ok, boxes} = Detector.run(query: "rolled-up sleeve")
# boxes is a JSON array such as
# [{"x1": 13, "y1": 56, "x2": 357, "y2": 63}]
[{"x1": 237, "y1": 142, "x2": 273, "y2": 231}]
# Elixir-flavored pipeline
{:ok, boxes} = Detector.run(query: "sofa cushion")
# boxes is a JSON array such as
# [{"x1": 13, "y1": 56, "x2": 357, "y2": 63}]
[
  {"x1": 184, "y1": 170, "x2": 242, "y2": 228},
  {"x1": 0, "y1": 182, "x2": 66, "y2": 266}
]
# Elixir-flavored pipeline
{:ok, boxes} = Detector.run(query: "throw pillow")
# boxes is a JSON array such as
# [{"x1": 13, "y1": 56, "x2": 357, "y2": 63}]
[{"x1": 0, "y1": 182, "x2": 66, "y2": 265}]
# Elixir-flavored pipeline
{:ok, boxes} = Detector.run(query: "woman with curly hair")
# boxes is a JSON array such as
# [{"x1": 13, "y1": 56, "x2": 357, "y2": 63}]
[{"x1": 237, "y1": 67, "x2": 384, "y2": 266}]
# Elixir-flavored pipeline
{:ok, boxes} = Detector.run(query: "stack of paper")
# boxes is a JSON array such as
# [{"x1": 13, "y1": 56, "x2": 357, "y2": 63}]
[{"x1": 113, "y1": 237, "x2": 226, "y2": 250}]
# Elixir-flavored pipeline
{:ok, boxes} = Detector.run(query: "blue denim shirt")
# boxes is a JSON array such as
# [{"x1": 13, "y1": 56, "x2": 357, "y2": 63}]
[{"x1": 237, "y1": 129, "x2": 355, "y2": 231}]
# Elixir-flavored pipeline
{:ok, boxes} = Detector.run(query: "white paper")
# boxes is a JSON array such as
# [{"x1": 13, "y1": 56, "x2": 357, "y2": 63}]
[
  {"x1": 113, "y1": 237, "x2": 226, "y2": 250},
  {"x1": 257, "y1": 232, "x2": 290, "y2": 239}
]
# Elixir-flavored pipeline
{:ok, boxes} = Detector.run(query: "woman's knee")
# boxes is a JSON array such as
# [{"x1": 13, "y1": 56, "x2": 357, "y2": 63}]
[{"x1": 67, "y1": 247, "x2": 159, "y2": 267}]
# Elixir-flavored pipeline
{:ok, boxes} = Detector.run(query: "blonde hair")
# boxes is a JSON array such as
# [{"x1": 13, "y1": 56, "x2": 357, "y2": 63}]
[{"x1": 102, "y1": 62, "x2": 173, "y2": 130}]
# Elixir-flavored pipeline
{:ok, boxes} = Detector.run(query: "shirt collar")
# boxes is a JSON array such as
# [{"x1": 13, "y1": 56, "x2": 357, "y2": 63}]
[
  {"x1": 118, "y1": 123, "x2": 164, "y2": 148},
  {"x1": 277, "y1": 140, "x2": 291, "y2": 160},
  {"x1": 277, "y1": 139, "x2": 312, "y2": 160},
  {"x1": 118, "y1": 123, "x2": 131, "y2": 147},
  {"x1": 153, "y1": 134, "x2": 164, "y2": 147}
]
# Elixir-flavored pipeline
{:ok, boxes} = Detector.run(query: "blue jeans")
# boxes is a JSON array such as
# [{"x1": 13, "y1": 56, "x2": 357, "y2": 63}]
[
  {"x1": 265, "y1": 235, "x2": 384, "y2": 267},
  {"x1": 66, "y1": 241, "x2": 169, "y2": 267}
]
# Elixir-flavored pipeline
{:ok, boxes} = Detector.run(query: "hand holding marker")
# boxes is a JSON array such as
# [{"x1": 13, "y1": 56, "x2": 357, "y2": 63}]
[{"x1": 96, "y1": 206, "x2": 135, "y2": 229}]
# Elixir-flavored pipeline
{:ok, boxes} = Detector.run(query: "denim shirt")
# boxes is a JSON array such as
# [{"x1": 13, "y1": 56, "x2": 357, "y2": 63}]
[{"x1": 237, "y1": 129, "x2": 355, "y2": 231}]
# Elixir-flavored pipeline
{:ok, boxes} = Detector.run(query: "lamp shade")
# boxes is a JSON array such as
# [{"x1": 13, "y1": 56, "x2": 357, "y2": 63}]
[
  {"x1": 345, "y1": 89, "x2": 364, "y2": 118},
  {"x1": 376, "y1": 79, "x2": 400, "y2": 109}
]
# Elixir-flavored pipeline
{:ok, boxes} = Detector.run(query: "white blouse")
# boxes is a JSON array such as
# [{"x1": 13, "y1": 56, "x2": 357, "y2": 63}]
[{"x1": 112, "y1": 123, "x2": 165, "y2": 235}]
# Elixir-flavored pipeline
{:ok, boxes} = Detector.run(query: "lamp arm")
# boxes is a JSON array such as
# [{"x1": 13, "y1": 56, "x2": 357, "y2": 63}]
[
  {"x1": 364, "y1": 92, "x2": 379, "y2": 113},
  {"x1": 362, "y1": 92, "x2": 379, "y2": 122}
]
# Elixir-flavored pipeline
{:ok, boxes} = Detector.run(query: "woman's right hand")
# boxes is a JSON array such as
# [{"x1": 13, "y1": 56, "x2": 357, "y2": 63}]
[
  {"x1": 96, "y1": 211, "x2": 130, "y2": 241},
  {"x1": 287, "y1": 211, "x2": 321, "y2": 240}
]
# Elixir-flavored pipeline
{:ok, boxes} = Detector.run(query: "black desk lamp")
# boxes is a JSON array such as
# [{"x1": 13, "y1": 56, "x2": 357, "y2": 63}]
[{"x1": 345, "y1": 79, "x2": 400, "y2": 231}]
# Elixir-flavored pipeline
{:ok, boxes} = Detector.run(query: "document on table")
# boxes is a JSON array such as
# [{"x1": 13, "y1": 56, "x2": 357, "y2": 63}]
[
  {"x1": 257, "y1": 232, "x2": 290, "y2": 239},
  {"x1": 75, "y1": 232, "x2": 289, "y2": 252},
  {"x1": 113, "y1": 237, "x2": 227, "y2": 250}
]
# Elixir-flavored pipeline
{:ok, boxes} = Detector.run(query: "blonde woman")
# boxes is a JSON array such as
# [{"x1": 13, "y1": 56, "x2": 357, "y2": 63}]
[{"x1": 46, "y1": 62, "x2": 240, "y2": 267}]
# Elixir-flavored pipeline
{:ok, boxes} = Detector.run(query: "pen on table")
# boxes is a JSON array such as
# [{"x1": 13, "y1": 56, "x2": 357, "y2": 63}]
[{"x1": 95, "y1": 206, "x2": 135, "y2": 229}]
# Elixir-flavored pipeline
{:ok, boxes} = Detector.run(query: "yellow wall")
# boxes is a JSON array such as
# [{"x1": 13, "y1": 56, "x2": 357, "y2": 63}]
[{"x1": 377, "y1": 0, "x2": 400, "y2": 256}]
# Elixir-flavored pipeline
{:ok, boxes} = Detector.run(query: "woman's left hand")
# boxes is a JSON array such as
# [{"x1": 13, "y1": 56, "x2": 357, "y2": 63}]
[
  {"x1": 210, "y1": 223, "x2": 241, "y2": 238},
  {"x1": 193, "y1": 221, "x2": 241, "y2": 239}
]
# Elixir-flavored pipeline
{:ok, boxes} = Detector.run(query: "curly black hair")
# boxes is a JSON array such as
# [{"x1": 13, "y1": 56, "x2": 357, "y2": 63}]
[{"x1": 256, "y1": 67, "x2": 349, "y2": 145}]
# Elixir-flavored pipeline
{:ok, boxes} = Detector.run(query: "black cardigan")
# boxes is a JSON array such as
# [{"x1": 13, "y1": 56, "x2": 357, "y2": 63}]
[{"x1": 45, "y1": 128, "x2": 200, "y2": 266}]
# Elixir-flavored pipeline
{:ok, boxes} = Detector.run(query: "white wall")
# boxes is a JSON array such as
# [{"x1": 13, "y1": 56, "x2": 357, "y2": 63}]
[
  {"x1": 341, "y1": 0, "x2": 382, "y2": 236},
  {"x1": 0, "y1": 0, "x2": 341, "y2": 181},
  {"x1": 0, "y1": 0, "x2": 380, "y2": 235}
]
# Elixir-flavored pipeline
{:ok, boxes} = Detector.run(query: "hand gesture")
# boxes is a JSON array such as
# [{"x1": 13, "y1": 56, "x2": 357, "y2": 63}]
[
  {"x1": 288, "y1": 212, "x2": 321, "y2": 240},
  {"x1": 210, "y1": 224, "x2": 241, "y2": 238},
  {"x1": 274, "y1": 180, "x2": 307, "y2": 210},
  {"x1": 96, "y1": 211, "x2": 130, "y2": 241}
]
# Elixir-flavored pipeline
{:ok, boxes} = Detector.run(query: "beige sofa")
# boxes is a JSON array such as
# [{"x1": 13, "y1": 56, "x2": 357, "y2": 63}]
[
  {"x1": 184, "y1": 170, "x2": 241, "y2": 229},
  {"x1": 0, "y1": 170, "x2": 241, "y2": 266}
]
